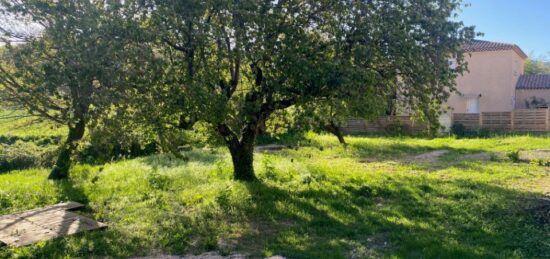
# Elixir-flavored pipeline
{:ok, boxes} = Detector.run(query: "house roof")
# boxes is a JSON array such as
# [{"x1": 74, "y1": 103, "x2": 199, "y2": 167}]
[
  {"x1": 516, "y1": 74, "x2": 550, "y2": 89},
  {"x1": 464, "y1": 40, "x2": 527, "y2": 59}
]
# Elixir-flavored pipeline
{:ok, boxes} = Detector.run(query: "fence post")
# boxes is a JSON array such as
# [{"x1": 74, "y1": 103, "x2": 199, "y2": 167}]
[
  {"x1": 511, "y1": 110, "x2": 515, "y2": 131},
  {"x1": 479, "y1": 112, "x2": 483, "y2": 129},
  {"x1": 546, "y1": 108, "x2": 550, "y2": 131}
]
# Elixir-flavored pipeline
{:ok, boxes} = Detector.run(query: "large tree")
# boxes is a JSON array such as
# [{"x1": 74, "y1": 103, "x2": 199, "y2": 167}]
[
  {"x1": 0, "y1": 0, "x2": 150, "y2": 179},
  {"x1": 141, "y1": 0, "x2": 474, "y2": 181}
]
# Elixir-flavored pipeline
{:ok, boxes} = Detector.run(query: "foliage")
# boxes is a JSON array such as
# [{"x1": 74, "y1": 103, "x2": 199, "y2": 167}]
[
  {"x1": 0, "y1": 1, "x2": 153, "y2": 179},
  {"x1": 0, "y1": 134, "x2": 549, "y2": 258},
  {"x1": 0, "y1": 108, "x2": 62, "y2": 172},
  {"x1": 384, "y1": 121, "x2": 405, "y2": 136},
  {"x1": 451, "y1": 123, "x2": 467, "y2": 137},
  {"x1": 0, "y1": 141, "x2": 57, "y2": 173},
  {"x1": 78, "y1": 126, "x2": 158, "y2": 165},
  {"x1": 525, "y1": 54, "x2": 550, "y2": 75},
  {"x1": 507, "y1": 150, "x2": 521, "y2": 163},
  {"x1": 524, "y1": 96, "x2": 548, "y2": 109},
  {"x1": 141, "y1": 0, "x2": 475, "y2": 180}
]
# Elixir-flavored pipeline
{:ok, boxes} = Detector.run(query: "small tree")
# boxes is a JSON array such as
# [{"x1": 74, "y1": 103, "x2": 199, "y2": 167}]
[
  {"x1": 525, "y1": 54, "x2": 550, "y2": 75},
  {"x1": 141, "y1": 0, "x2": 474, "y2": 181},
  {"x1": 0, "y1": 1, "x2": 148, "y2": 179}
]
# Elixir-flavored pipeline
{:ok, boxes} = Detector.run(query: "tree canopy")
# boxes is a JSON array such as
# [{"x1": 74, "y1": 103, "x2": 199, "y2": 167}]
[
  {"x1": 0, "y1": 0, "x2": 152, "y2": 179},
  {"x1": 0, "y1": 0, "x2": 475, "y2": 182},
  {"x1": 140, "y1": 0, "x2": 474, "y2": 180}
]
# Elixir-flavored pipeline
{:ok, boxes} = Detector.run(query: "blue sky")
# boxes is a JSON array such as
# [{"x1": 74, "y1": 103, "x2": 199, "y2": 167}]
[{"x1": 458, "y1": 0, "x2": 550, "y2": 58}]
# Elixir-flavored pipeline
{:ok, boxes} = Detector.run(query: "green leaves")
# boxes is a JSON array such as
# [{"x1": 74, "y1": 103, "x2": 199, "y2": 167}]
[
  {"x1": 139, "y1": 0, "x2": 475, "y2": 178},
  {"x1": 1, "y1": 0, "x2": 475, "y2": 179}
]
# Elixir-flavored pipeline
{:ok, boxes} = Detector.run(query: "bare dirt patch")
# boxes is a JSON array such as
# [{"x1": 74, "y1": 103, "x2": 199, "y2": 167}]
[
  {"x1": 519, "y1": 149, "x2": 550, "y2": 161},
  {"x1": 406, "y1": 150, "x2": 449, "y2": 163},
  {"x1": 458, "y1": 152, "x2": 492, "y2": 162}
]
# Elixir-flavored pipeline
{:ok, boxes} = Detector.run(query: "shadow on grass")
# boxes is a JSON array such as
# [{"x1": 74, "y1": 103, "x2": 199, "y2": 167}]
[
  {"x1": 54, "y1": 179, "x2": 89, "y2": 205},
  {"x1": 0, "y1": 176, "x2": 146, "y2": 258},
  {"x1": 2, "y1": 139, "x2": 547, "y2": 258},
  {"x1": 232, "y1": 178, "x2": 549, "y2": 258},
  {"x1": 3, "y1": 174, "x2": 547, "y2": 258},
  {"x1": 141, "y1": 150, "x2": 224, "y2": 169},
  {"x1": 344, "y1": 142, "x2": 489, "y2": 166}
]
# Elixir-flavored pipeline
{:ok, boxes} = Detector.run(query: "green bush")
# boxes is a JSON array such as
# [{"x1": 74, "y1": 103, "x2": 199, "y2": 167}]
[
  {"x1": 384, "y1": 121, "x2": 404, "y2": 136},
  {"x1": 450, "y1": 123, "x2": 467, "y2": 137},
  {"x1": 0, "y1": 135, "x2": 61, "y2": 146},
  {"x1": 79, "y1": 138, "x2": 158, "y2": 165},
  {"x1": 0, "y1": 142, "x2": 57, "y2": 173},
  {"x1": 507, "y1": 150, "x2": 521, "y2": 163},
  {"x1": 77, "y1": 118, "x2": 159, "y2": 164}
]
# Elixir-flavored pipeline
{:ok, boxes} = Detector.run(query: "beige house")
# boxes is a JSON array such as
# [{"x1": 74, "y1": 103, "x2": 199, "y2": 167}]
[
  {"x1": 437, "y1": 40, "x2": 550, "y2": 131},
  {"x1": 447, "y1": 40, "x2": 527, "y2": 113},
  {"x1": 350, "y1": 40, "x2": 550, "y2": 133}
]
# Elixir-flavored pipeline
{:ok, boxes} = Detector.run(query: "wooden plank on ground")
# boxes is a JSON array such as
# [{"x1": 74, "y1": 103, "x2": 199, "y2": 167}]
[
  {"x1": 0, "y1": 202, "x2": 84, "y2": 221},
  {"x1": 0, "y1": 202, "x2": 106, "y2": 247}
]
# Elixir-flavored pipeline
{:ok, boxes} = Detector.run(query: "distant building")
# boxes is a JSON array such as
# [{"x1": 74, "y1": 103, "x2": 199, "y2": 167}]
[{"x1": 447, "y1": 40, "x2": 527, "y2": 113}]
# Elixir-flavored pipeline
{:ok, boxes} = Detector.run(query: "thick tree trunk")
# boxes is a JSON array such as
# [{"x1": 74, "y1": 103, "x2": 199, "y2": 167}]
[
  {"x1": 326, "y1": 122, "x2": 346, "y2": 145},
  {"x1": 218, "y1": 122, "x2": 259, "y2": 181},
  {"x1": 228, "y1": 140, "x2": 257, "y2": 181},
  {"x1": 48, "y1": 117, "x2": 86, "y2": 180}
]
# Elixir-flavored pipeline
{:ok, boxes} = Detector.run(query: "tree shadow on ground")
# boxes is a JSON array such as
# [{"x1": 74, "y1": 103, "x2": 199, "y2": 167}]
[
  {"x1": 141, "y1": 150, "x2": 224, "y2": 169},
  {"x1": 3, "y1": 139, "x2": 547, "y2": 258},
  {"x1": 347, "y1": 142, "x2": 487, "y2": 161},
  {"x1": 54, "y1": 179, "x2": 89, "y2": 206},
  {"x1": 3, "y1": 172, "x2": 548, "y2": 258},
  {"x1": 230, "y1": 178, "x2": 549, "y2": 258},
  {"x1": 0, "y1": 178, "x2": 140, "y2": 258}
]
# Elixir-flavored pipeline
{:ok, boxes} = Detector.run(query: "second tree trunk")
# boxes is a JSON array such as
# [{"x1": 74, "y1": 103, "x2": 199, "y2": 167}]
[{"x1": 48, "y1": 118, "x2": 86, "y2": 180}]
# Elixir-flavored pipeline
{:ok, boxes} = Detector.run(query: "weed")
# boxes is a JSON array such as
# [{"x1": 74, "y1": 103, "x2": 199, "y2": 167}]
[{"x1": 507, "y1": 150, "x2": 521, "y2": 163}]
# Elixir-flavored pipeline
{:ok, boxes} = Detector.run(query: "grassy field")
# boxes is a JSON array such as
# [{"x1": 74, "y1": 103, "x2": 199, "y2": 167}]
[
  {"x1": 0, "y1": 109, "x2": 66, "y2": 137},
  {"x1": 0, "y1": 131, "x2": 549, "y2": 258}
]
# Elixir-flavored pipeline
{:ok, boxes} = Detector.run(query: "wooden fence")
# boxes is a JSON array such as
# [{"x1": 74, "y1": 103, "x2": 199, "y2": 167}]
[
  {"x1": 343, "y1": 116, "x2": 426, "y2": 134},
  {"x1": 453, "y1": 108, "x2": 550, "y2": 132}
]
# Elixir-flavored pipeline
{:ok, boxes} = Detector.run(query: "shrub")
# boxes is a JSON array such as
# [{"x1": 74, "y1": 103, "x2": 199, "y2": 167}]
[
  {"x1": 0, "y1": 135, "x2": 61, "y2": 146},
  {"x1": 450, "y1": 123, "x2": 467, "y2": 137},
  {"x1": 476, "y1": 128, "x2": 491, "y2": 138},
  {"x1": 384, "y1": 121, "x2": 404, "y2": 136},
  {"x1": 0, "y1": 142, "x2": 57, "y2": 173},
  {"x1": 529, "y1": 158, "x2": 550, "y2": 166},
  {"x1": 77, "y1": 121, "x2": 159, "y2": 165},
  {"x1": 507, "y1": 150, "x2": 521, "y2": 163}
]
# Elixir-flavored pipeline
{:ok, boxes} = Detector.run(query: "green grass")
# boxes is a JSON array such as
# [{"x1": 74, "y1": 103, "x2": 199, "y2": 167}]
[
  {"x1": 0, "y1": 134, "x2": 549, "y2": 258},
  {"x1": 0, "y1": 109, "x2": 66, "y2": 138}
]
